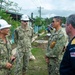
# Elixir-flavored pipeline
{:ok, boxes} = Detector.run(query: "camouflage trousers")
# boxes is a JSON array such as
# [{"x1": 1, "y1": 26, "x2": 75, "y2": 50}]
[
  {"x1": 0, "y1": 69, "x2": 12, "y2": 75},
  {"x1": 29, "y1": 48, "x2": 32, "y2": 57},
  {"x1": 48, "y1": 58, "x2": 60, "y2": 75},
  {"x1": 12, "y1": 50, "x2": 29, "y2": 75}
]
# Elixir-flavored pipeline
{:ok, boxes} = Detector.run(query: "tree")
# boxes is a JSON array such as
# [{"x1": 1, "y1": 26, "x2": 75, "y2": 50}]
[
  {"x1": 62, "y1": 17, "x2": 66, "y2": 24},
  {"x1": 1, "y1": 0, "x2": 21, "y2": 12},
  {"x1": 34, "y1": 16, "x2": 42, "y2": 26},
  {"x1": 0, "y1": 0, "x2": 4, "y2": 10},
  {"x1": 0, "y1": 10, "x2": 20, "y2": 35}
]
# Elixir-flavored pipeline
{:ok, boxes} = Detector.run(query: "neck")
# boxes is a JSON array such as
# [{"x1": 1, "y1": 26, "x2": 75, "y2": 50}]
[
  {"x1": 56, "y1": 26, "x2": 61, "y2": 31},
  {"x1": 69, "y1": 31, "x2": 75, "y2": 40},
  {"x1": 69, "y1": 35, "x2": 75, "y2": 41},
  {"x1": 21, "y1": 24, "x2": 28, "y2": 29}
]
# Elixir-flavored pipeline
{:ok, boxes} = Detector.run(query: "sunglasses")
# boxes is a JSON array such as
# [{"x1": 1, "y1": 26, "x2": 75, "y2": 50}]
[
  {"x1": 21, "y1": 20, "x2": 28, "y2": 22},
  {"x1": 52, "y1": 21, "x2": 55, "y2": 23}
]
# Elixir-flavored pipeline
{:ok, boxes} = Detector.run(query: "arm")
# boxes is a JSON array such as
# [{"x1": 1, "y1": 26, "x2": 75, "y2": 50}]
[
  {"x1": 0, "y1": 45, "x2": 12, "y2": 69},
  {"x1": 70, "y1": 45, "x2": 75, "y2": 70}
]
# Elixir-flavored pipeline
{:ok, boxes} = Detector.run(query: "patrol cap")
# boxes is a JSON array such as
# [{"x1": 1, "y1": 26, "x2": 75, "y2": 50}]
[
  {"x1": 21, "y1": 14, "x2": 29, "y2": 21},
  {"x1": 0, "y1": 19, "x2": 11, "y2": 30}
]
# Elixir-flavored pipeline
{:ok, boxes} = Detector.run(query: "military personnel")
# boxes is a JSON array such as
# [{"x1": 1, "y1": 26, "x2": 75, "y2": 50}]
[
  {"x1": 13, "y1": 14, "x2": 35, "y2": 75},
  {"x1": 0, "y1": 19, "x2": 15, "y2": 75},
  {"x1": 45, "y1": 16, "x2": 67, "y2": 75},
  {"x1": 59, "y1": 14, "x2": 75, "y2": 75}
]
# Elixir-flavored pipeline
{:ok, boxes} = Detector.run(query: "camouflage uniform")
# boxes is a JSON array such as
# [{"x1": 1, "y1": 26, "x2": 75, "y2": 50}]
[
  {"x1": 0, "y1": 37, "x2": 12, "y2": 75},
  {"x1": 46, "y1": 28, "x2": 67, "y2": 75},
  {"x1": 14, "y1": 26, "x2": 32, "y2": 75}
]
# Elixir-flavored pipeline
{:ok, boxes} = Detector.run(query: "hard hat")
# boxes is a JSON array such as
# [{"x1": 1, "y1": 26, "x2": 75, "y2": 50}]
[
  {"x1": 21, "y1": 14, "x2": 29, "y2": 21},
  {"x1": 0, "y1": 19, "x2": 11, "y2": 30}
]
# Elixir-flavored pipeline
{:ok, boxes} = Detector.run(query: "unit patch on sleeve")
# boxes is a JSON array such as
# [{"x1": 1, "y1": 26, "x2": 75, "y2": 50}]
[
  {"x1": 50, "y1": 41, "x2": 56, "y2": 49},
  {"x1": 70, "y1": 52, "x2": 75, "y2": 57}
]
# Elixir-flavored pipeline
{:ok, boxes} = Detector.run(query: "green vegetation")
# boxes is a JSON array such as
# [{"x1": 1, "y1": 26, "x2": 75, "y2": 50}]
[
  {"x1": 27, "y1": 47, "x2": 48, "y2": 75},
  {"x1": 0, "y1": 1, "x2": 67, "y2": 75},
  {"x1": 0, "y1": 10, "x2": 20, "y2": 35},
  {"x1": 0, "y1": 0, "x2": 66, "y2": 36}
]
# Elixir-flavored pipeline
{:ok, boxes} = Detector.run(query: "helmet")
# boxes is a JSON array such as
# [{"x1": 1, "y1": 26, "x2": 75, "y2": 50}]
[
  {"x1": 21, "y1": 14, "x2": 29, "y2": 21},
  {"x1": 0, "y1": 19, "x2": 11, "y2": 30}
]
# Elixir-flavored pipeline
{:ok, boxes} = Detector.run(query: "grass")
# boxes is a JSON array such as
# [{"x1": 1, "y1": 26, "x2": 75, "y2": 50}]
[
  {"x1": 36, "y1": 33, "x2": 47, "y2": 40},
  {"x1": 27, "y1": 47, "x2": 48, "y2": 75}
]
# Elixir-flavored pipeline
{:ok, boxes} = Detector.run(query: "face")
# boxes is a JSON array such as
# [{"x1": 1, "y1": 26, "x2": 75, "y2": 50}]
[
  {"x1": 0, "y1": 28, "x2": 10, "y2": 35},
  {"x1": 52, "y1": 18, "x2": 58, "y2": 29}
]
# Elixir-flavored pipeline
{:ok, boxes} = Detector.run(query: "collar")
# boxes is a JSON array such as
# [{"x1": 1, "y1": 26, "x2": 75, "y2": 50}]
[
  {"x1": 20, "y1": 26, "x2": 30, "y2": 31},
  {"x1": 0, "y1": 39, "x2": 4, "y2": 44}
]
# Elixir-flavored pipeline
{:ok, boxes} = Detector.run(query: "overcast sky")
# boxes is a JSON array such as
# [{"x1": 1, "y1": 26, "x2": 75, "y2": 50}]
[{"x1": 9, "y1": 0, "x2": 75, "y2": 18}]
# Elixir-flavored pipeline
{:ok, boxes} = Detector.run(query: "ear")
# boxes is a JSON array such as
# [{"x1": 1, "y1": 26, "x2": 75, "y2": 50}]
[{"x1": 0, "y1": 30, "x2": 3, "y2": 33}]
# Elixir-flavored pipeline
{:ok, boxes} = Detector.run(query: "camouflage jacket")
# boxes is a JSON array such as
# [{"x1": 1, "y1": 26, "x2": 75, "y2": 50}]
[
  {"x1": 14, "y1": 26, "x2": 33, "y2": 52},
  {"x1": 46, "y1": 28, "x2": 67, "y2": 59},
  {"x1": 0, "y1": 38, "x2": 12, "y2": 69}
]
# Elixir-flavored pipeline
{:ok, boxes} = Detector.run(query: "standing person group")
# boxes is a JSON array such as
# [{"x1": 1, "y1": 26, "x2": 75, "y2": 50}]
[
  {"x1": 0, "y1": 19, "x2": 15, "y2": 75},
  {"x1": 0, "y1": 14, "x2": 35, "y2": 75},
  {"x1": 59, "y1": 14, "x2": 75, "y2": 75},
  {"x1": 13, "y1": 14, "x2": 35, "y2": 75},
  {"x1": 45, "y1": 16, "x2": 67, "y2": 75},
  {"x1": 2, "y1": 13, "x2": 75, "y2": 75}
]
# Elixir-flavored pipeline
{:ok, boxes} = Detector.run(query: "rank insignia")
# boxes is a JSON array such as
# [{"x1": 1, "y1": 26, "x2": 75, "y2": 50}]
[{"x1": 71, "y1": 38, "x2": 75, "y2": 44}]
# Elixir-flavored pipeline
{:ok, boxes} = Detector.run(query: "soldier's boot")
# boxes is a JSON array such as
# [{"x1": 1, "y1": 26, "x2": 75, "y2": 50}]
[{"x1": 22, "y1": 69, "x2": 26, "y2": 75}]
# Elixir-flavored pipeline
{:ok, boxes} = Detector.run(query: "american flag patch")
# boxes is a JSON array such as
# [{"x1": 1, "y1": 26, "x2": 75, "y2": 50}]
[{"x1": 70, "y1": 52, "x2": 75, "y2": 57}]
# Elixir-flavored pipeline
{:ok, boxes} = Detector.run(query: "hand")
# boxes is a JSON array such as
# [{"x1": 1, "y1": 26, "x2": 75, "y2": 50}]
[
  {"x1": 6, "y1": 62, "x2": 12, "y2": 69},
  {"x1": 11, "y1": 56, "x2": 16, "y2": 62},
  {"x1": 45, "y1": 56, "x2": 49, "y2": 63}
]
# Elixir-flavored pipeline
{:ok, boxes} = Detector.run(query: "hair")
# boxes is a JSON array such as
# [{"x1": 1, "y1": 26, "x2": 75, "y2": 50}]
[
  {"x1": 53, "y1": 16, "x2": 62, "y2": 25},
  {"x1": 66, "y1": 14, "x2": 75, "y2": 28}
]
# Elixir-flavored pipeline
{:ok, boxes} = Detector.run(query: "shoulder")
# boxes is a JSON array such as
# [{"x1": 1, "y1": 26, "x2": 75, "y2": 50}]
[
  {"x1": 28, "y1": 26, "x2": 33, "y2": 32},
  {"x1": 66, "y1": 37, "x2": 75, "y2": 58},
  {"x1": 29, "y1": 26, "x2": 33, "y2": 30},
  {"x1": 71, "y1": 38, "x2": 75, "y2": 45},
  {"x1": 15, "y1": 26, "x2": 21, "y2": 31},
  {"x1": 59, "y1": 28, "x2": 67, "y2": 38},
  {"x1": 57, "y1": 31, "x2": 64, "y2": 39},
  {"x1": 68, "y1": 37, "x2": 75, "y2": 46},
  {"x1": 30, "y1": 26, "x2": 33, "y2": 29},
  {"x1": 59, "y1": 28, "x2": 64, "y2": 35},
  {"x1": 68, "y1": 37, "x2": 75, "y2": 51}
]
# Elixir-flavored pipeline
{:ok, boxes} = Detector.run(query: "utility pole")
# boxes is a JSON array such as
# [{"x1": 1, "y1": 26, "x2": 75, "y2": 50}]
[
  {"x1": 31, "y1": 12, "x2": 33, "y2": 19},
  {"x1": 31, "y1": 12, "x2": 34, "y2": 27},
  {"x1": 37, "y1": 6, "x2": 43, "y2": 18}
]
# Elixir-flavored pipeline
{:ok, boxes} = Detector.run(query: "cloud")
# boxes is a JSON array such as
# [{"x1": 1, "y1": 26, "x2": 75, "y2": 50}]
[{"x1": 10, "y1": 0, "x2": 75, "y2": 18}]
